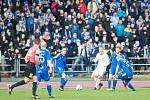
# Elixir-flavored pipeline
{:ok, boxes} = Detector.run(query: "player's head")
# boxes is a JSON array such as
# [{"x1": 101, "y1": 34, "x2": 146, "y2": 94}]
[
  {"x1": 115, "y1": 47, "x2": 121, "y2": 54},
  {"x1": 40, "y1": 41, "x2": 47, "y2": 48},
  {"x1": 99, "y1": 46, "x2": 104, "y2": 55},
  {"x1": 34, "y1": 38, "x2": 41, "y2": 45},
  {"x1": 61, "y1": 47, "x2": 67, "y2": 56}
]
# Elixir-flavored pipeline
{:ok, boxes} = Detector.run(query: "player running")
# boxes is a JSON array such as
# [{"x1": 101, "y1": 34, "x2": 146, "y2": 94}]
[
  {"x1": 36, "y1": 41, "x2": 55, "y2": 98},
  {"x1": 114, "y1": 55, "x2": 136, "y2": 91},
  {"x1": 107, "y1": 46, "x2": 125, "y2": 91},
  {"x1": 53, "y1": 47, "x2": 68, "y2": 91},
  {"x1": 7, "y1": 39, "x2": 40, "y2": 99},
  {"x1": 91, "y1": 46, "x2": 110, "y2": 90}
]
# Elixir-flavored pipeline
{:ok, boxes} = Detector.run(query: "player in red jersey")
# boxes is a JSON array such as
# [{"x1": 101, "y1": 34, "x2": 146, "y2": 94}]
[{"x1": 7, "y1": 39, "x2": 40, "y2": 99}]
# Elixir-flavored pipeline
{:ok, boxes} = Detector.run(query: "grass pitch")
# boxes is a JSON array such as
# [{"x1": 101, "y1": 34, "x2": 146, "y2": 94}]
[{"x1": 0, "y1": 88, "x2": 150, "y2": 100}]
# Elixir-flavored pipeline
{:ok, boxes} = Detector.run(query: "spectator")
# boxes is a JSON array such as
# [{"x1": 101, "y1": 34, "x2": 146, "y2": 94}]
[
  {"x1": 78, "y1": 0, "x2": 87, "y2": 14},
  {"x1": 115, "y1": 20, "x2": 125, "y2": 42}
]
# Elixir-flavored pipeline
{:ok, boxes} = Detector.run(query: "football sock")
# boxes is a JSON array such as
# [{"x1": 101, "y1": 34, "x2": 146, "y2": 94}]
[
  {"x1": 112, "y1": 80, "x2": 117, "y2": 89},
  {"x1": 47, "y1": 84, "x2": 52, "y2": 96},
  {"x1": 128, "y1": 83, "x2": 135, "y2": 91},
  {"x1": 95, "y1": 79, "x2": 100, "y2": 88},
  {"x1": 64, "y1": 79, "x2": 68, "y2": 86},
  {"x1": 60, "y1": 78, "x2": 65, "y2": 88},
  {"x1": 108, "y1": 80, "x2": 111, "y2": 88},
  {"x1": 11, "y1": 80, "x2": 26, "y2": 90},
  {"x1": 32, "y1": 82, "x2": 37, "y2": 96}
]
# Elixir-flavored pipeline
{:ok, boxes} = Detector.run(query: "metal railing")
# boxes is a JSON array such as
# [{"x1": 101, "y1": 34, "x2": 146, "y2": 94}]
[{"x1": 0, "y1": 56, "x2": 150, "y2": 78}]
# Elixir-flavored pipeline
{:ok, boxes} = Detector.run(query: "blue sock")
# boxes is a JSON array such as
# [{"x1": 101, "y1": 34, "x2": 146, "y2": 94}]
[
  {"x1": 47, "y1": 84, "x2": 52, "y2": 96},
  {"x1": 64, "y1": 79, "x2": 68, "y2": 86},
  {"x1": 60, "y1": 78, "x2": 65, "y2": 88},
  {"x1": 128, "y1": 83, "x2": 135, "y2": 91},
  {"x1": 108, "y1": 80, "x2": 111, "y2": 88},
  {"x1": 112, "y1": 80, "x2": 117, "y2": 89}
]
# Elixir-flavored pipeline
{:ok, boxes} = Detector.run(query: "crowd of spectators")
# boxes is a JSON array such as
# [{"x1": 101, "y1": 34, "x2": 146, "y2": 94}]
[{"x1": 0, "y1": 0, "x2": 150, "y2": 70}]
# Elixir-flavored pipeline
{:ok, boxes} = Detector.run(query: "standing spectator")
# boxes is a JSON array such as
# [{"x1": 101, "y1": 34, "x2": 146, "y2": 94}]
[
  {"x1": 124, "y1": 23, "x2": 132, "y2": 37},
  {"x1": 78, "y1": 0, "x2": 87, "y2": 14},
  {"x1": 115, "y1": 20, "x2": 125, "y2": 42},
  {"x1": 110, "y1": 12, "x2": 119, "y2": 27}
]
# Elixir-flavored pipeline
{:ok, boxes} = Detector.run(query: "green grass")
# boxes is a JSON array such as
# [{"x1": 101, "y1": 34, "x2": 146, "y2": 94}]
[{"x1": 0, "y1": 88, "x2": 150, "y2": 100}]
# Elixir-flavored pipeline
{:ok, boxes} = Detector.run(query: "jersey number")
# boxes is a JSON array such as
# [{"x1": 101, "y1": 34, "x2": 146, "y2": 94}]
[{"x1": 39, "y1": 54, "x2": 45, "y2": 63}]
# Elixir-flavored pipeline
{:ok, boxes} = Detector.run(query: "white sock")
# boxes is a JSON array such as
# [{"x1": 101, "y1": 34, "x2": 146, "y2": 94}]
[{"x1": 95, "y1": 79, "x2": 100, "y2": 88}]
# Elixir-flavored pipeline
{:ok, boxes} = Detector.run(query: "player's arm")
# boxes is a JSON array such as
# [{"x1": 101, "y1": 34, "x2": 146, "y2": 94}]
[
  {"x1": 93, "y1": 53, "x2": 98, "y2": 62},
  {"x1": 47, "y1": 51, "x2": 53, "y2": 73},
  {"x1": 24, "y1": 49, "x2": 31, "y2": 63},
  {"x1": 47, "y1": 60, "x2": 53, "y2": 73},
  {"x1": 104, "y1": 54, "x2": 110, "y2": 67},
  {"x1": 114, "y1": 62, "x2": 120, "y2": 79},
  {"x1": 35, "y1": 48, "x2": 40, "y2": 64}
]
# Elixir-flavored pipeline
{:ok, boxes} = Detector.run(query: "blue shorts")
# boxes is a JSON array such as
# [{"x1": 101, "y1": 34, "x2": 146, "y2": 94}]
[
  {"x1": 55, "y1": 67, "x2": 65, "y2": 76},
  {"x1": 36, "y1": 65, "x2": 50, "y2": 81},
  {"x1": 118, "y1": 71, "x2": 133, "y2": 80},
  {"x1": 109, "y1": 66, "x2": 116, "y2": 75}
]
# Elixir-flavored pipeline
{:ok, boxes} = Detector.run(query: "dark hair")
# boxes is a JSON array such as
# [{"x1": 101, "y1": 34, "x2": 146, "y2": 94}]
[{"x1": 34, "y1": 39, "x2": 40, "y2": 45}]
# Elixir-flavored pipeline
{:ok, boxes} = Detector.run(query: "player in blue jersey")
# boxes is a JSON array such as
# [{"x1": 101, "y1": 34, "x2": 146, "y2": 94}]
[
  {"x1": 107, "y1": 46, "x2": 125, "y2": 91},
  {"x1": 114, "y1": 55, "x2": 136, "y2": 91},
  {"x1": 36, "y1": 41, "x2": 55, "y2": 98},
  {"x1": 53, "y1": 47, "x2": 68, "y2": 91}
]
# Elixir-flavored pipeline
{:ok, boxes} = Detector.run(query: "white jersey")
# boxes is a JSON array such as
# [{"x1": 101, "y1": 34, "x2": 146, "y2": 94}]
[
  {"x1": 92, "y1": 53, "x2": 110, "y2": 77},
  {"x1": 94, "y1": 53, "x2": 110, "y2": 67}
]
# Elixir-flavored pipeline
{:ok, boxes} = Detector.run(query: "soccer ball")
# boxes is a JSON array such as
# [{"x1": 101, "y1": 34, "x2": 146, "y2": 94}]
[{"x1": 76, "y1": 84, "x2": 83, "y2": 90}]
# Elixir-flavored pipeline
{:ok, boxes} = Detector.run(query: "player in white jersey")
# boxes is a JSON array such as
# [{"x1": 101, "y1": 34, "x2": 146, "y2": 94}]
[{"x1": 91, "y1": 46, "x2": 110, "y2": 90}]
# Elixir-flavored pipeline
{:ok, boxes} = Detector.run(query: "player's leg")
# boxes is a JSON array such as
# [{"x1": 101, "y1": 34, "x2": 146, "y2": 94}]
[
  {"x1": 42, "y1": 69, "x2": 55, "y2": 98},
  {"x1": 45, "y1": 80, "x2": 55, "y2": 98},
  {"x1": 60, "y1": 73, "x2": 69, "y2": 91},
  {"x1": 32, "y1": 75, "x2": 39, "y2": 99},
  {"x1": 124, "y1": 79, "x2": 136, "y2": 91},
  {"x1": 107, "y1": 68, "x2": 113, "y2": 90},
  {"x1": 7, "y1": 76, "x2": 29, "y2": 95},
  {"x1": 32, "y1": 64, "x2": 39, "y2": 99},
  {"x1": 107, "y1": 74, "x2": 112, "y2": 89},
  {"x1": 7, "y1": 66, "x2": 32, "y2": 95}
]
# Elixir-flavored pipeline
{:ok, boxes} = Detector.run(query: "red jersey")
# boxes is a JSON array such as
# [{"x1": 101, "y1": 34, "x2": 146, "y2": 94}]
[{"x1": 24, "y1": 45, "x2": 39, "y2": 64}]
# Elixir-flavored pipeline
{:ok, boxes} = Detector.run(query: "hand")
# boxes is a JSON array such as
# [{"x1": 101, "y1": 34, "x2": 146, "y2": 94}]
[
  {"x1": 113, "y1": 74, "x2": 118, "y2": 79},
  {"x1": 49, "y1": 68, "x2": 53, "y2": 74}
]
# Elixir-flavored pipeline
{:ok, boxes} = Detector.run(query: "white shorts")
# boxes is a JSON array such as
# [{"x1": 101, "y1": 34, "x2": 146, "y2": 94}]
[{"x1": 92, "y1": 66, "x2": 106, "y2": 77}]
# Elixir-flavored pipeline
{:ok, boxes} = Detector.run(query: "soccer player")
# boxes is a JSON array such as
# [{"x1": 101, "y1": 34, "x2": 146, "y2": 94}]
[
  {"x1": 36, "y1": 41, "x2": 55, "y2": 98},
  {"x1": 54, "y1": 47, "x2": 68, "y2": 91},
  {"x1": 114, "y1": 55, "x2": 136, "y2": 91},
  {"x1": 91, "y1": 46, "x2": 110, "y2": 90},
  {"x1": 107, "y1": 46, "x2": 125, "y2": 91},
  {"x1": 7, "y1": 39, "x2": 40, "y2": 99}
]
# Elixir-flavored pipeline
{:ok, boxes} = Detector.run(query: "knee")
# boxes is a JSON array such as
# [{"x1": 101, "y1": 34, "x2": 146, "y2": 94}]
[{"x1": 24, "y1": 77, "x2": 29, "y2": 83}]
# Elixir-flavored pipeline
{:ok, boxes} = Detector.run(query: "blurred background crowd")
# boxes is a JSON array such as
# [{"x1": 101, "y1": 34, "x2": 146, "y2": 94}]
[{"x1": 0, "y1": 0, "x2": 150, "y2": 71}]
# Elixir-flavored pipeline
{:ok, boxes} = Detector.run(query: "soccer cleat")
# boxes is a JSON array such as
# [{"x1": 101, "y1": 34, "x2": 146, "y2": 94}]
[
  {"x1": 49, "y1": 96, "x2": 55, "y2": 98},
  {"x1": 7, "y1": 84, "x2": 12, "y2": 95},
  {"x1": 98, "y1": 83, "x2": 103, "y2": 90},
  {"x1": 59, "y1": 87, "x2": 64, "y2": 91},
  {"x1": 32, "y1": 95, "x2": 40, "y2": 99},
  {"x1": 94, "y1": 87, "x2": 97, "y2": 90},
  {"x1": 107, "y1": 88, "x2": 115, "y2": 92},
  {"x1": 132, "y1": 89, "x2": 136, "y2": 91}
]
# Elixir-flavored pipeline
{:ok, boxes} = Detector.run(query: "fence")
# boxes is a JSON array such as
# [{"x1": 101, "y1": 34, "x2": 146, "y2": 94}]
[{"x1": 0, "y1": 56, "x2": 150, "y2": 78}]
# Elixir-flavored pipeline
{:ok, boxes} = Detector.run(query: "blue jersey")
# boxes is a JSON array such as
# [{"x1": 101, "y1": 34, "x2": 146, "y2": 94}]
[
  {"x1": 39, "y1": 48, "x2": 51, "y2": 70},
  {"x1": 109, "y1": 52, "x2": 125, "y2": 75},
  {"x1": 117, "y1": 59, "x2": 133, "y2": 79},
  {"x1": 36, "y1": 48, "x2": 51, "y2": 81},
  {"x1": 54, "y1": 53, "x2": 67, "y2": 76},
  {"x1": 54, "y1": 53, "x2": 67, "y2": 69}
]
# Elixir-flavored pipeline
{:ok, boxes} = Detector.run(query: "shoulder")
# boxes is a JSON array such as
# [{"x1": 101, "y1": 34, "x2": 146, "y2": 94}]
[{"x1": 54, "y1": 53, "x2": 61, "y2": 59}]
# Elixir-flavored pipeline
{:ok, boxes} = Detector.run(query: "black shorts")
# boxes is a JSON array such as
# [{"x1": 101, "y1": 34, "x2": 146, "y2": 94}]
[{"x1": 24, "y1": 62, "x2": 36, "y2": 78}]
